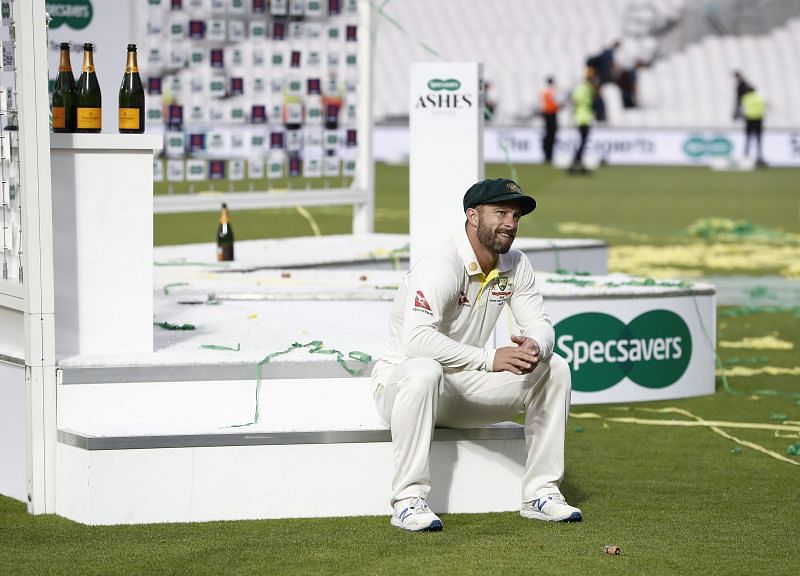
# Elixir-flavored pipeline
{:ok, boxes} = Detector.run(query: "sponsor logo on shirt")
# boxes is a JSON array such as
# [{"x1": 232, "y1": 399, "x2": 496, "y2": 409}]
[
  {"x1": 413, "y1": 290, "x2": 433, "y2": 315},
  {"x1": 488, "y1": 276, "x2": 512, "y2": 303}
]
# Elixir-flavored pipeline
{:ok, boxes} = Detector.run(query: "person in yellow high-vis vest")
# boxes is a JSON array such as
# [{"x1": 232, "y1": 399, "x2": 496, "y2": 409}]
[
  {"x1": 741, "y1": 85, "x2": 767, "y2": 167},
  {"x1": 568, "y1": 68, "x2": 596, "y2": 174}
]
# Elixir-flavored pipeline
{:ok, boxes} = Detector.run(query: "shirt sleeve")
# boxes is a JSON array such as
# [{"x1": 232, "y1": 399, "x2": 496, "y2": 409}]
[
  {"x1": 507, "y1": 255, "x2": 555, "y2": 359},
  {"x1": 400, "y1": 255, "x2": 490, "y2": 371}
]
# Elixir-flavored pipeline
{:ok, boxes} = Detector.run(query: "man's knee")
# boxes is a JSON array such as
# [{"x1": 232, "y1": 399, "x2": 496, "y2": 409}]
[
  {"x1": 398, "y1": 358, "x2": 443, "y2": 397},
  {"x1": 524, "y1": 354, "x2": 571, "y2": 390},
  {"x1": 546, "y1": 354, "x2": 571, "y2": 388}
]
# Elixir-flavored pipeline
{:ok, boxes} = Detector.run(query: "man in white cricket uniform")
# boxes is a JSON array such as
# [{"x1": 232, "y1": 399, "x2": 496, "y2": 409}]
[{"x1": 371, "y1": 178, "x2": 581, "y2": 532}]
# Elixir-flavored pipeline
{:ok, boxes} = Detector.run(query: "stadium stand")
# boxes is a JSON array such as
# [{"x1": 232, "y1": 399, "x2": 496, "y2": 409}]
[{"x1": 372, "y1": 0, "x2": 800, "y2": 128}]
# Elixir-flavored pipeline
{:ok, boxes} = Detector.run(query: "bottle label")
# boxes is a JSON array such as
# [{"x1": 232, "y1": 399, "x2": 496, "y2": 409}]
[
  {"x1": 125, "y1": 66, "x2": 140, "y2": 74},
  {"x1": 119, "y1": 108, "x2": 140, "y2": 130},
  {"x1": 82, "y1": 65, "x2": 95, "y2": 73},
  {"x1": 52, "y1": 107, "x2": 66, "y2": 129},
  {"x1": 59, "y1": 64, "x2": 72, "y2": 72},
  {"x1": 77, "y1": 108, "x2": 102, "y2": 129}
]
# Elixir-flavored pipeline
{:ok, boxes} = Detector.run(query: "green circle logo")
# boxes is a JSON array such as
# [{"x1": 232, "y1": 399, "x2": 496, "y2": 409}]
[
  {"x1": 47, "y1": 0, "x2": 94, "y2": 30},
  {"x1": 555, "y1": 310, "x2": 691, "y2": 392},
  {"x1": 682, "y1": 134, "x2": 732, "y2": 158},
  {"x1": 427, "y1": 78, "x2": 461, "y2": 91}
]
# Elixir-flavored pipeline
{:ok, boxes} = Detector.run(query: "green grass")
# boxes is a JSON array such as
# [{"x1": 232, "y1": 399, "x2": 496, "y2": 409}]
[
  {"x1": 2, "y1": 319, "x2": 799, "y2": 576},
  {"x1": 3, "y1": 164, "x2": 799, "y2": 575},
  {"x1": 155, "y1": 163, "x2": 800, "y2": 247}
]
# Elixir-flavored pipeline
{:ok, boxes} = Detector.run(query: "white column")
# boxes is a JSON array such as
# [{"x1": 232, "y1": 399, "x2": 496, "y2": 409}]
[
  {"x1": 352, "y1": 0, "x2": 374, "y2": 235},
  {"x1": 50, "y1": 134, "x2": 161, "y2": 357},
  {"x1": 16, "y1": 0, "x2": 57, "y2": 514},
  {"x1": 409, "y1": 63, "x2": 484, "y2": 264}
]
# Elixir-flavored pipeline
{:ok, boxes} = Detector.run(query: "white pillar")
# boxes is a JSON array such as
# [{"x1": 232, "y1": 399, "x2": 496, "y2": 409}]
[
  {"x1": 51, "y1": 134, "x2": 161, "y2": 357},
  {"x1": 16, "y1": 0, "x2": 57, "y2": 514},
  {"x1": 352, "y1": 0, "x2": 374, "y2": 235},
  {"x1": 409, "y1": 63, "x2": 484, "y2": 264}
]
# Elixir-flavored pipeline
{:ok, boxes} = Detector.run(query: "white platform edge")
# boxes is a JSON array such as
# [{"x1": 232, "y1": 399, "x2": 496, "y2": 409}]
[{"x1": 56, "y1": 431, "x2": 527, "y2": 524}]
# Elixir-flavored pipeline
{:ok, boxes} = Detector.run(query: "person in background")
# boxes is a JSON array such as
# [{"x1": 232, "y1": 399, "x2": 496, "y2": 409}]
[
  {"x1": 568, "y1": 68, "x2": 595, "y2": 174},
  {"x1": 732, "y1": 70, "x2": 750, "y2": 121},
  {"x1": 540, "y1": 76, "x2": 559, "y2": 164},
  {"x1": 741, "y1": 84, "x2": 767, "y2": 167},
  {"x1": 617, "y1": 61, "x2": 643, "y2": 109},
  {"x1": 586, "y1": 40, "x2": 619, "y2": 124},
  {"x1": 590, "y1": 39, "x2": 621, "y2": 86},
  {"x1": 484, "y1": 81, "x2": 498, "y2": 122}
]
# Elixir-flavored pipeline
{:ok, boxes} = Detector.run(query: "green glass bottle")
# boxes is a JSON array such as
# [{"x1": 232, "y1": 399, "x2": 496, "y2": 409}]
[
  {"x1": 52, "y1": 43, "x2": 77, "y2": 133},
  {"x1": 217, "y1": 203, "x2": 234, "y2": 261},
  {"x1": 76, "y1": 43, "x2": 101, "y2": 133},
  {"x1": 118, "y1": 44, "x2": 145, "y2": 133}
]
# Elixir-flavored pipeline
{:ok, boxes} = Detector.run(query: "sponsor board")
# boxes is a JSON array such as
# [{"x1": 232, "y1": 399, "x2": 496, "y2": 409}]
[
  {"x1": 494, "y1": 294, "x2": 715, "y2": 404},
  {"x1": 410, "y1": 62, "x2": 484, "y2": 264},
  {"x1": 47, "y1": 0, "x2": 94, "y2": 30},
  {"x1": 374, "y1": 126, "x2": 800, "y2": 167}
]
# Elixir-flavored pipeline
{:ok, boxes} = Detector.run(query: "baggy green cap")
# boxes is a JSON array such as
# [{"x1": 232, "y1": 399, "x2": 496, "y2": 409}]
[{"x1": 462, "y1": 178, "x2": 537, "y2": 215}]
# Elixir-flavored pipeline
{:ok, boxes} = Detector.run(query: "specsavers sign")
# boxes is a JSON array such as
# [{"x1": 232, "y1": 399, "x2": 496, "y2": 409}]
[
  {"x1": 555, "y1": 310, "x2": 691, "y2": 392},
  {"x1": 492, "y1": 292, "x2": 715, "y2": 405},
  {"x1": 47, "y1": 0, "x2": 94, "y2": 30}
]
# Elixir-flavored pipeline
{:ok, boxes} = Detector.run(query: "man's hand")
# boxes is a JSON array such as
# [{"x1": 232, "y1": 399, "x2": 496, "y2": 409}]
[{"x1": 493, "y1": 336, "x2": 541, "y2": 375}]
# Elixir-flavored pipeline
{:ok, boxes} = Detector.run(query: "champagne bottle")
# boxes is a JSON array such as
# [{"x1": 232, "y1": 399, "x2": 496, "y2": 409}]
[
  {"x1": 118, "y1": 44, "x2": 145, "y2": 133},
  {"x1": 217, "y1": 203, "x2": 234, "y2": 261},
  {"x1": 52, "y1": 43, "x2": 77, "y2": 133},
  {"x1": 76, "y1": 43, "x2": 101, "y2": 133}
]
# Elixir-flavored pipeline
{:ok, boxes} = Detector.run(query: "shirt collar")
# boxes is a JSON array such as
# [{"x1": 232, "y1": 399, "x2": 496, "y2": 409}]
[{"x1": 455, "y1": 228, "x2": 513, "y2": 276}]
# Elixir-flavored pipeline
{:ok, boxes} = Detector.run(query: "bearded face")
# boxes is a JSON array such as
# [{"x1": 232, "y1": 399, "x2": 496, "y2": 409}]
[{"x1": 475, "y1": 203, "x2": 520, "y2": 254}]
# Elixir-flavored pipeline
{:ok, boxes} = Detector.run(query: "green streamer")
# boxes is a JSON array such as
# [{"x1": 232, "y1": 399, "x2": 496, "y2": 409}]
[
  {"x1": 685, "y1": 218, "x2": 800, "y2": 245},
  {"x1": 370, "y1": 2, "x2": 441, "y2": 56},
  {"x1": 547, "y1": 277, "x2": 596, "y2": 288},
  {"x1": 201, "y1": 343, "x2": 241, "y2": 351},
  {"x1": 163, "y1": 282, "x2": 189, "y2": 295},
  {"x1": 227, "y1": 341, "x2": 373, "y2": 429},
  {"x1": 154, "y1": 321, "x2": 196, "y2": 331},
  {"x1": 604, "y1": 278, "x2": 694, "y2": 289},
  {"x1": 720, "y1": 356, "x2": 769, "y2": 366},
  {"x1": 747, "y1": 286, "x2": 770, "y2": 299},
  {"x1": 719, "y1": 306, "x2": 800, "y2": 318}
]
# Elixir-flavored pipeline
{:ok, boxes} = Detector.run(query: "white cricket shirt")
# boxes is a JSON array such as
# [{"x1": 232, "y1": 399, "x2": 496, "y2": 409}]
[{"x1": 374, "y1": 230, "x2": 555, "y2": 376}]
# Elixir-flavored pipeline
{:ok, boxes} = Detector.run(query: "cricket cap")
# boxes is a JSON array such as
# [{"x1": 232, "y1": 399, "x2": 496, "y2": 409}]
[{"x1": 463, "y1": 178, "x2": 537, "y2": 215}]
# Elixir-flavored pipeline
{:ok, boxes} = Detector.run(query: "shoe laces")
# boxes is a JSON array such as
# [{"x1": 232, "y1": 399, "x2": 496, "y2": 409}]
[
  {"x1": 545, "y1": 493, "x2": 566, "y2": 505},
  {"x1": 403, "y1": 497, "x2": 431, "y2": 514}
]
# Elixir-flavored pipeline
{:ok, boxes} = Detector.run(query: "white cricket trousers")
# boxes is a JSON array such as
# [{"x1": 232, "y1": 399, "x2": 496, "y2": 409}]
[{"x1": 372, "y1": 354, "x2": 571, "y2": 506}]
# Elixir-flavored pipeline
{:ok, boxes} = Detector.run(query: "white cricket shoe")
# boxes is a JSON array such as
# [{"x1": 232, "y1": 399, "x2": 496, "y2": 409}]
[
  {"x1": 390, "y1": 497, "x2": 443, "y2": 532},
  {"x1": 520, "y1": 492, "x2": 582, "y2": 522}
]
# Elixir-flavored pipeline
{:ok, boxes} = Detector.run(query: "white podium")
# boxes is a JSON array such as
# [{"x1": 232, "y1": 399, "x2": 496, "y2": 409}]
[{"x1": 51, "y1": 133, "x2": 162, "y2": 357}]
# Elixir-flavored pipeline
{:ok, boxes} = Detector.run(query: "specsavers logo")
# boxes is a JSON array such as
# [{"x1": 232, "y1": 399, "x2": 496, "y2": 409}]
[
  {"x1": 427, "y1": 78, "x2": 461, "y2": 91},
  {"x1": 683, "y1": 135, "x2": 732, "y2": 159},
  {"x1": 555, "y1": 310, "x2": 691, "y2": 392},
  {"x1": 416, "y1": 77, "x2": 473, "y2": 112},
  {"x1": 47, "y1": 0, "x2": 93, "y2": 30}
]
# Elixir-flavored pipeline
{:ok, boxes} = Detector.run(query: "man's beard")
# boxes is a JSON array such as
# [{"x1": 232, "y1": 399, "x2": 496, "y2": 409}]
[{"x1": 477, "y1": 219, "x2": 515, "y2": 254}]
